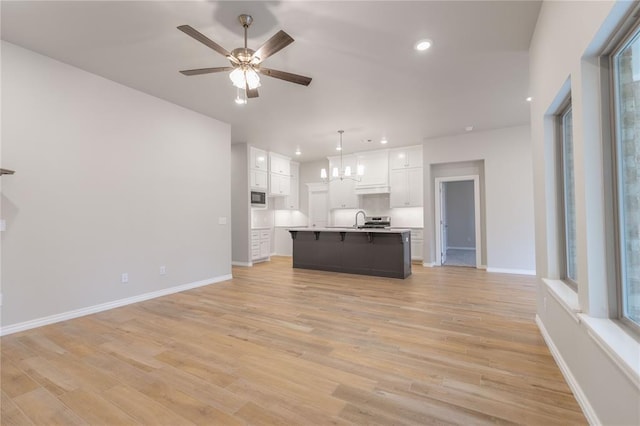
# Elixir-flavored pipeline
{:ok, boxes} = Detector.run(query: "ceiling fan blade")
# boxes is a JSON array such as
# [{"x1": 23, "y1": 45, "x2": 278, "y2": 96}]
[
  {"x1": 179, "y1": 67, "x2": 234, "y2": 76},
  {"x1": 252, "y1": 30, "x2": 294, "y2": 62},
  {"x1": 177, "y1": 25, "x2": 231, "y2": 58},
  {"x1": 246, "y1": 85, "x2": 259, "y2": 99},
  {"x1": 260, "y1": 67, "x2": 312, "y2": 86}
]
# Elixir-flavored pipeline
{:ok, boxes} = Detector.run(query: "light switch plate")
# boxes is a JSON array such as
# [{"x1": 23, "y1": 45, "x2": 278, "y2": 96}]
[{"x1": 218, "y1": 217, "x2": 227, "y2": 225}]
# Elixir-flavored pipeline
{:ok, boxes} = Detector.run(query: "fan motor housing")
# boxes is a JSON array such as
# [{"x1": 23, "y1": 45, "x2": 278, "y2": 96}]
[{"x1": 231, "y1": 47, "x2": 256, "y2": 63}]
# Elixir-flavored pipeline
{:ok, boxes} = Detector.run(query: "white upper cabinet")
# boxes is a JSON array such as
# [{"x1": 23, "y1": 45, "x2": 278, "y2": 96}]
[
  {"x1": 250, "y1": 147, "x2": 268, "y2": 171},
  {"x1": 269, "y1": 173, "x2": 291, "y2": 196},
  {"x1": 390, "y1": 168, "x2": 423, "y2": 207},
  {"x1": 250, "y1": 169, "x2": 268, "y2": 190},
  {"x1": 355, "y1": 150, "x2": 389, "y2": 194},
  {"x1": 268, "y1": 152, "x2": 291, "y2": 197},
  {"x1": 274, "y1": 162, "x2": 299, "y2": 210},
  {"x1": 389, "y1": 145, "x2": 423, "y2": 208},
  {"x1": 389, "y1": 145, "x2": 423, "y2": 169},
  {"x1": 269, "y1": 152, "x2": 291, "y2": 176}
]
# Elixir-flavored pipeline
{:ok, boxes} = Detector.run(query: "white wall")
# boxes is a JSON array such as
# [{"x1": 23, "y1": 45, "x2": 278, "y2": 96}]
[
  {"x1": 1, "y1": 42, "x2": 231, "y2": 330},
  {"x1": 529, "y1": 1, "x2": 639, "y2": 424},
  {"x1": 231, "y1": 144, "x2": 250, "y2": 265},
  {"x1": 423, "y1": 125, "x2": 535, "y2": 273}
]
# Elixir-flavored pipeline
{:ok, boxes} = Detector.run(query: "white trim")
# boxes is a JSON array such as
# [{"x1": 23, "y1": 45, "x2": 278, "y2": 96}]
[
  {"x1": 232, "y1": 261, "x2": 252, "y2": 267},
  {"x1": 0, "y1": 274, "x2": 232, "y2": 336},
  {"x1": 486, "y1": 267, "x2": 536, "y2": 275},
  {"x1": 434, "y1": 175, "x2": 482, "y2": 268},
  {"x1": 422, "y1": 262, "x2": 435, "y2": 267},
  {"x1": 579, "y1": 315, "x2": 640, "y2": 391},
  {"x1": 536, "y1": 315, "x2": 600, "y2": 426},
  {"x1": 446, "y1": 246, "x2": 475, "y2": 250},
  {"x1": 543, "y1": 278, "x2": 581, "y2": 323},
  {"x1": 477, "y1": 264, "x2": 487, "y2": 270}
]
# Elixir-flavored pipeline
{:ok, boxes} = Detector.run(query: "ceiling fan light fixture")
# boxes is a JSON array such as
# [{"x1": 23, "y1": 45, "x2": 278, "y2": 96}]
[
  {"x1": 245, "y1": 68, "x2": 261, "y2": 89},
  {"x1": 415, "y1": 39, "x2": 433, "y2": 51},
  {"x1": 229, "y1": 68, "x2": 246, "y2": 88},
  {"x1": 235, "y1": 87, "x2": 247, "y2": 104}
]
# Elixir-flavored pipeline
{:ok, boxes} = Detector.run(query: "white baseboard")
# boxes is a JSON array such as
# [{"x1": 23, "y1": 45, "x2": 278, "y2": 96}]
[
  {"x1": 477, "y1": 264, "x2": 487, "y2": 270},
  {"x1": 0, "y1": 274, "x2": 232, "y2": 336},
  {"x1": 232, "y1": 261, "x2": 252, "y2": 267},
  {"x1": 422, "y1": 262, "x2": 435, "y2": 267},
  {"x1": 486, "y1": 267, "x2": 535, "y2": 275},
  {"x1": 535, "y1": 315, "x2": 600, "y2": 425}
]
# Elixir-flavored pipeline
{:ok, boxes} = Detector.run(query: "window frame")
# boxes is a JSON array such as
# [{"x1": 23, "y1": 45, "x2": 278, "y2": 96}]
[
  {"x1": 556, "y1": 98, "x2": 578, "y2": 291},
  {"x1": 610, "y1": 20, "x2": 640, "y2": 334}
]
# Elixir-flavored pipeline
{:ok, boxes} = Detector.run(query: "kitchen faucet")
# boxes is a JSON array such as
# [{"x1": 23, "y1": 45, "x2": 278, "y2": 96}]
[{"x1": 354, "y1": 210, "x2": 366, "y2": 228}]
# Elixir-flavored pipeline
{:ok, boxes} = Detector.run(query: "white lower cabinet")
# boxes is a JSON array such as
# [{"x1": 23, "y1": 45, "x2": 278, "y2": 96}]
[
  {"x1": 410, "y1": 229, "x2": 424, "y2": 261},
  {"x1": 251, "y1": 229, "x2": 271, "y2": 262}
]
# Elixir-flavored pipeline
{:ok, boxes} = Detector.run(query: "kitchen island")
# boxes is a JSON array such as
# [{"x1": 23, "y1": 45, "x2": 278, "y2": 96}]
[{"x1": 288, "y1": 228, "x2": 411, "y2": 279}]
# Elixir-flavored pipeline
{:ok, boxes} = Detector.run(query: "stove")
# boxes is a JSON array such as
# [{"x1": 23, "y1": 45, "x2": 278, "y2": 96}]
[{"x1": 359, "y1": 216, "x2": 391, "y2": 229}]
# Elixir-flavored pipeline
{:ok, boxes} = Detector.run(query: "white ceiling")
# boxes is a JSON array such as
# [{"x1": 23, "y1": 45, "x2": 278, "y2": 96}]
[{"x1": 1, "y1": 1, "x2": 541, "y2": 162}]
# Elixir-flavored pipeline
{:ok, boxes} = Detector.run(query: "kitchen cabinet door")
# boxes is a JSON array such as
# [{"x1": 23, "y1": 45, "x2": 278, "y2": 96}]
[
  {"x1": 269, "y1": 153, "x2": 291, "y2": 176},
  {"x1": 390, "y1": 168, "x2": 423, "y2": 207},
  {"x1": 269, "y1": 173, "x2": 290, "y2": 196},
  {"x1": 250, "y1": 147, "x2": 268, "y2": 171},
  {"x1": 407, "y1": 167, "x2": 423, "y2": 206},
  {"x1": 389, "y1": 145, "x2": 423, "y2": 169},
  {"x1": 251, "y1": 169, "x2": 268, "y2": 190}
]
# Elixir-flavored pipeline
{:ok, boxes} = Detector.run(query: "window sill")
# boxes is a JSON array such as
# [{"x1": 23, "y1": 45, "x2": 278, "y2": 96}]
[
  {"x1": 579, "y1": 315, "x2": 640, "y2": 390},
  {"x1": 542, "y1": 278, "x2": 640, "y2": 389},
  {"x1": 543, "y1": 278, "x2": 581, "y2": 322}
]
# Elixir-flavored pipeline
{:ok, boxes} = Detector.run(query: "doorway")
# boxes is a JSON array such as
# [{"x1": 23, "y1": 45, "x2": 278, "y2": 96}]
[
  {"x1": 307, "y1": 183, "x2": 328, "y2": 228},
  {"x1": 435, "y1": 175, "x2": 481, "y2": 267}
]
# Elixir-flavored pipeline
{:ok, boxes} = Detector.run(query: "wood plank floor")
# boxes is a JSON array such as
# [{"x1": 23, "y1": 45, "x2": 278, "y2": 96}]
[{"x1": 1, "y1": 257, "x2": 586, "y2": 425}]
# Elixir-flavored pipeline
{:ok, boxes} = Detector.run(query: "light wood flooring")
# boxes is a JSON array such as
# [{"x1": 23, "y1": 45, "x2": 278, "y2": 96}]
[{"x1": 1, "y1": 257, "x2": 586, "y2": 425}]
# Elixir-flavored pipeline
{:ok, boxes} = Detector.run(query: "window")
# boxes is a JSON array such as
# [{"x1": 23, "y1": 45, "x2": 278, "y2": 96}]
[
  {"x1": 559, "y1": 102, "x2": 578, "y2": 287},
  {"x1": 612, "y1": 24, "x2": 640, "y2": 329}
]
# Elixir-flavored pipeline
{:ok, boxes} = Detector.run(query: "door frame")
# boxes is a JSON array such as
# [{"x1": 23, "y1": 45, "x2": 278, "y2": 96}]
[{"x1": 434, "y1": 175, "x2": 481, "y2": 267}]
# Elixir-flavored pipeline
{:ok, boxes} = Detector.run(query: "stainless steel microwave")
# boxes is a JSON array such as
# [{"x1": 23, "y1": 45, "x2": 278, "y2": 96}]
[{"x1": 251, "y1": 190, "x2": 266, "y2": 206}]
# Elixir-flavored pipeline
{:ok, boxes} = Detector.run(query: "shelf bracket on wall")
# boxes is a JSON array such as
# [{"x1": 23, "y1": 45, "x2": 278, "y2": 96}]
[{"x1": 0, "y1": 168, "x2": 15, "y2": 176}]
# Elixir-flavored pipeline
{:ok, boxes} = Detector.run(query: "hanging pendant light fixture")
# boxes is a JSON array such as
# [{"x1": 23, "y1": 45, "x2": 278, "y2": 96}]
[{"x1": 321, "y1": 130, "x2": 364, "y2": 182}]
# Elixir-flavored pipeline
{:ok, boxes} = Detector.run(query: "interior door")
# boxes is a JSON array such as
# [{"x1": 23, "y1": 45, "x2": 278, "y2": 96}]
[
  {"x1": 440, "y1": 182, "x2": 448, "y2": 264},
  {"x1": 309, "y1": 190, "x2": 328, "y2": 228}
]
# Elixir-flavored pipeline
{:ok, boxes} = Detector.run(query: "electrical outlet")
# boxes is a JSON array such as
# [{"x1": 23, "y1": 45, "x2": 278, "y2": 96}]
[
  {"x1": 121, "y1": 273, "x2": 129, "y2": 283},
  {"x1": 160, "y1": 266, "x2": 166, "y2": 275}
]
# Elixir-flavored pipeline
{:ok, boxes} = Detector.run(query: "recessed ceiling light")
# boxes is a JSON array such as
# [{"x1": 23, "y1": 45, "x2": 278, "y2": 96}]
[
  {"x1": 465, "y1": 126, "x2": 474, "y2": 132},
  {"x1": 336, "y1": 145, "x2": 342, "y2": 151},
  {"x1": 295, "y1": 148, "x2": 301, "y2": 156},
  {"x1": 380, "y1": 138, "x2": 388, "y2": 144},
  {"x1": 526, "y1": 96, "x2": 533, "y2": 102},
  {"x1": 415, "y1": 39, "x2": 432, "y2": 51}
]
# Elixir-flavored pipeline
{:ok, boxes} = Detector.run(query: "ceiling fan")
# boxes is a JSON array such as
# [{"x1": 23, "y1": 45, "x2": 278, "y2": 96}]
[{"x1": 177, "y1": 14, "x2": 312, "y2": 100}]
